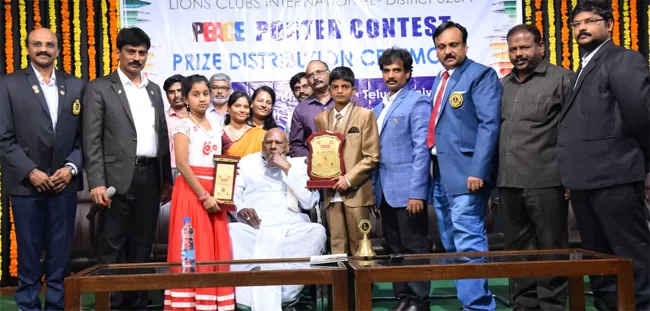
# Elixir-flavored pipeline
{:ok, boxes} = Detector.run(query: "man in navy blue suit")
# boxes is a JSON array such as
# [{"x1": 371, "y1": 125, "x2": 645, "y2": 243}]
[
  {"x1": 0, "y1": 28, "x2": 85, "y2": 311},
  {"x1": 428, "y1": 21, "x2": 501, "y2": 311}
]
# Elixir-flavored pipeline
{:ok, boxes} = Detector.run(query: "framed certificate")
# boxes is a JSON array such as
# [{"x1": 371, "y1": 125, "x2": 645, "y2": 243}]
[
  {"x1": 306, "y1": 131, "x2": 346, "y2": 189},
  {"x1": 212, "y1": 155, "x2": 240, "y2": 211}
]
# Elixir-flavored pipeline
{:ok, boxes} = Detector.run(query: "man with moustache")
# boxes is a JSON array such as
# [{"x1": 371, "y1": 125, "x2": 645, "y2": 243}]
[
  {"x1": 428, "y1": 21, "x2": 501, "y2": 311},
  {"x1": 372, "y1": 48, "x2": 431, "y2": 311},
  {"x1": 558, "y1": 1, "x2": 650, "y2": 310},
  {"x1": 82, "y1": 27, "x2": 173, "y2": 310},
  {"x1": 499, "y1": 24, "x2": 574, "y2": 311},
  {"x1": 163, "y1": 74, "x2": 186, "y2": 178},
  {"x1": 0, "y1": 28, "x2": 85, "y2": 311},
  {"x1": 289, "y1": 60, "x2": 363, "y2": 157},
  {"x1": 290, "y1": 72, "x2": 312, "y2": 102},
  {"x1": 208, "y1": 72, "x2": 232, "y2": 125}
]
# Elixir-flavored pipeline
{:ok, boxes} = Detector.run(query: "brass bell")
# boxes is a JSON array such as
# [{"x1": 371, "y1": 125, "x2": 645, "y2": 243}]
[{"x1": 354, "y1": 219, "x2": 376, "y2": 258}]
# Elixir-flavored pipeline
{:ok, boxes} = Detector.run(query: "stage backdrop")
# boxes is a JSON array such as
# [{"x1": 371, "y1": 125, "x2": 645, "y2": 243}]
[{"x1": 123, "y1": 0, "x2": 522, "y2": 130}]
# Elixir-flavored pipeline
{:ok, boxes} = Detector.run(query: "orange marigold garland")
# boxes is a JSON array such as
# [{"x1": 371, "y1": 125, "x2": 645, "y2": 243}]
[
  {"x1": 33, "y1": 0, "x2": 41, "y2": 28},
  {"x1": 534, "y1": 0, "x2": 543, "y2": 41},
  {"x1": 109, "y1": 0, "x2": 119, "y2": 71},
  {"x1": 612, "y1": 0, "x2": 621, "y2": 45},
  {"x1": 4, "y1": 0, "x2": 14, "y2": 73},
  {"x1": 19, "y1": 0, "x2": 27, "y2": 69},
  {"x1": 561, "y1": 0, "x2": 571, "y2": 69},
  {"x1": 61, "y1": 0, "x2": 72, "y2": 73},
  {"x1": 630, "y1": 0, "x2": 638, "y2": 50},
  {"x1": 86, "y1": 0, "x2": 97, "y2": 79},
  {"x1": 9, "y1": 199, "x2": 17, "y2": 278}
]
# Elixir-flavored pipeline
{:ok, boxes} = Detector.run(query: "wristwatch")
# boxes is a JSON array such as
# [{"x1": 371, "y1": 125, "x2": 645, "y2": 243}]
[{"x1": 65, "y1": 164, "x2": 78, "y2": 176}]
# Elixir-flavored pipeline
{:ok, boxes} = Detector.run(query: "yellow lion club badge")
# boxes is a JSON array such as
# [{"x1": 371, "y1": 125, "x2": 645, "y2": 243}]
[
  {"x1": 449, "y1": 92, "x2": 464, "y2": 108},
  {"x1": 72, "y1": 99, "x2": 81, "y2": 115}
]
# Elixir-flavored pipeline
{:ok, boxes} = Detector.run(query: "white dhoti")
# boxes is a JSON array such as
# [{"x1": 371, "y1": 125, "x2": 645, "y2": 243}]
[{"x1": 229, "y1": 222, "x2": 327, "y2": 311}]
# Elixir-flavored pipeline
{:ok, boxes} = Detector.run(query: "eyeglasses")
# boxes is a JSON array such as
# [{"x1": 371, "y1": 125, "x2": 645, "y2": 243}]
[
  {"x1": 306, "y1": 69, "x2": 328, "y2": 79},
  {"x1": 29, "y1": 41, "x2": 57, "y2": 49},
  {"x1": 570, "y1": 18, "x2": 605, "y2": 28},
  {"x1": 212, "y1": 86, "x2": 231, "y2": 92}
]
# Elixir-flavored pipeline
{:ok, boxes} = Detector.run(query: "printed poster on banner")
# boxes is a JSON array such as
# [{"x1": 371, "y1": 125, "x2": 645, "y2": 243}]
[{"x1": 121, "y1": 0, "x2": 521, "y2": 130}]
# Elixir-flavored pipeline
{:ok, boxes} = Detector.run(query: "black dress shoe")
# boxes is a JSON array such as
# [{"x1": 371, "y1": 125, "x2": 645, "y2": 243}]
[{"x1": 390, "y1": 299, "x2": 410, "y2": 311}]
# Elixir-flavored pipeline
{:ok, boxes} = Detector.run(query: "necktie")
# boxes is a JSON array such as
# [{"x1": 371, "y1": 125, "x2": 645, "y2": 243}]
[
  {"x1": 426, "y1": 71, "x2": 450, "y2": 148},
  {"x1": 334, "y1": 112, "x2": 344, "y2": 133}
]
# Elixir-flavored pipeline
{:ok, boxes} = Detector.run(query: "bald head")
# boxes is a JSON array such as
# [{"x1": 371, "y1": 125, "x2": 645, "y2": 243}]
[
  {"x1": 27, "y1": 28, "x2": 59, "y2": 69},
  {"x1": 262, "y1": 128, "x2": 289, "y2": 157}
]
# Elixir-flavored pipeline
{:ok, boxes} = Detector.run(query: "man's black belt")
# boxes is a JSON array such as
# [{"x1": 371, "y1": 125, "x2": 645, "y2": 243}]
[{"x1": 134, "y1": 156, "x2": 157, "y2": 166}]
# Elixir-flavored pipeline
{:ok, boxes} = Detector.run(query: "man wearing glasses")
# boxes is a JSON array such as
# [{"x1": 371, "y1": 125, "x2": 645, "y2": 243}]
[
  {"x1": 208, "y1": 72, "x2": 233, "y2": 125},
  {"x1": 289, "y1": 60, "x2": 364, "y2": 157},
  {"x1": 0, "y1": 27, "x2": 85, "y2": 311},
  {"x1": 558, "y1": 1, "x2": 650, "y2": 310}
]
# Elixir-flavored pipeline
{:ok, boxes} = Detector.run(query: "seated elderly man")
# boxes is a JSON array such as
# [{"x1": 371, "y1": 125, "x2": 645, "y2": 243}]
[{"x1": 229, "y1": 128, "x2": 327, "y2": 311}]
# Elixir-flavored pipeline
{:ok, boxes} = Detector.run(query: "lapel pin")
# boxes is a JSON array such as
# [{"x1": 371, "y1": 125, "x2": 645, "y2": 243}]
[
  {"x1": 118, "y1": 89, "x2": 122, "y2": 94},
  {"x1": 392, "y1": 118, "x2": 398, "y2": 124},
  {"x1": 150, "y1": 90, "x2": 154, "y2": 95},
  {"x1": 32, "y1": 85, "x2": 40, "y2": 94},
  {"x1": 60, "y1": 89, "x2": 65, "y2": 95}
]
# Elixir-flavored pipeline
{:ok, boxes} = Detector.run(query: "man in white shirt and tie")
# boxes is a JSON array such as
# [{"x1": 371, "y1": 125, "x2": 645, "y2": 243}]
[{"x1": 229, "y1": 128, "x2": 326, "y2": 311}]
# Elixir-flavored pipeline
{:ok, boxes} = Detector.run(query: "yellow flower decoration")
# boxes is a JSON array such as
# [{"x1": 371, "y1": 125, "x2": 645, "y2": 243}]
[
  {"x1": 524, "y1": 0, "x2": 532, "y2": 25},
  {"x1": 19, "y1": 0, "x2": 27, "y2": 68},
  {"x1": 73, "y1": 0, "x2": 82, "y2": 77},
  {"x1": 572, "y1": 0, "x2": 580, "y2": 71},
  {"x1": 548, "y1": 0, "x2": 557, "y2": 65},
  {"x1": 101, "y1": 0, "x2": 110, "y2": 75},
  {"x1": 49, "y1": 0, "x2": 57, "y2": 68}
]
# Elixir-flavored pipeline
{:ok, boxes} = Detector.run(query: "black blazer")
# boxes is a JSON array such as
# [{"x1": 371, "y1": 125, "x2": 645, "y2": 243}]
[
  {"x1": 558, "y1": 40, "x2": 650, "y2": 190},
  {"x1": 82, "y1": 71, "x2": 172, "y2": 194},
  {"x1": 0, "y1": 65, "x2": 85, "y2": 195}
]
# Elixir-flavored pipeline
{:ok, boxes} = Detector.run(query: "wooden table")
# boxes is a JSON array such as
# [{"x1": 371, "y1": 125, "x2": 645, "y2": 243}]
[
  {"x1": 349, "y1": 248, "x2": 635, "y2": 311},
  {"x1": 64, "y1": 258, "x2": 348, "y2": 311}
]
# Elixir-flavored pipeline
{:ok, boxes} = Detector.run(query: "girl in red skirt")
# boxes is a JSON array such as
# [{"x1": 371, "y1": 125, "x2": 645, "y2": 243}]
[{"x1": 164, "y1": 75, "x2": 234, "y2": 311}]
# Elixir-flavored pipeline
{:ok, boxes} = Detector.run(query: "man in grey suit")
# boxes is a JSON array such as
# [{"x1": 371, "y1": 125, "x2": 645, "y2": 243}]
[
  {"x1": 82, "y1": 27, "x2": 173, "y2": 310},
  {"x1": 0, "y1": 28, "x2": 85, "y2": 311}
]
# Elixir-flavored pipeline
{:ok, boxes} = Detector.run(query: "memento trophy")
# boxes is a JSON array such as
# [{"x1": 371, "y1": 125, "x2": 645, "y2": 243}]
[
  {"x1": 212, "y1": 155, "x2": 240, "y2": 211},
  {"x1": 306, "y1": 131, "x2": 346, "y2": 188}
]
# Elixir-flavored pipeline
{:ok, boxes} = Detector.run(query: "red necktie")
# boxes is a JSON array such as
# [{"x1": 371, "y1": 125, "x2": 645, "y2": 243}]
[{"x1": 426, "y1": 71, "x2": 450, "y2": 148}]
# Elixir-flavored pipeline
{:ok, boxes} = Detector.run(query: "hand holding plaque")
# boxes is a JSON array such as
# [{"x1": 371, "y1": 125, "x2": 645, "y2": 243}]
[
  {"x1": 212, "y1": 155, "x2": 240, "y2": 211},
  {"x1": 306, "y1": 131, "x2": 346, "y2": 189}
]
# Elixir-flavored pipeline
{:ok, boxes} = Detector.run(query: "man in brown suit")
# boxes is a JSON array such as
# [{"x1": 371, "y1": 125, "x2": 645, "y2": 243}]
[{"x1": 314, "y1": 66, "x2": 380, "y2": 255}]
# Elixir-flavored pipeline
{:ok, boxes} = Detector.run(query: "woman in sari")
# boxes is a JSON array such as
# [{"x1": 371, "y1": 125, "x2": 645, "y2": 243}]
[
  {"x1": 250, "y1": 85, "x2": 278, "y2": 130},
  {"x1": 164, "y1": 75, "x2": 234, "y2": 310},
  {"x1": 222, "y1": 91, "x2": 266, "y2": 157}
]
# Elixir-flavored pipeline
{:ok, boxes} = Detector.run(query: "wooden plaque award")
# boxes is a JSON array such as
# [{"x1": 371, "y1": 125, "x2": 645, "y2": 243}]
[
  {"x1": 212, "y1": 155, "x2": 240, "y2": 211},
  {"x1": 306, "y1": 131, "x2": 346, "y2": 189}
]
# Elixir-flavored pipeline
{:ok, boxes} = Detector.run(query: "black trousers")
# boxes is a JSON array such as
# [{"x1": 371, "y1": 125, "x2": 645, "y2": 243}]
[
  {"x1": 498, "y1": 186, "x2": 569, "y2": 310},
  {"x1": 97, "y1": 161, "x2": 161, "y2": 310},
  {"x1": 571, "y1": 181, "x2": 650, "y2": 311},
  {"x1": 379, "y1": 196, "x2": 431, "y2": 307}
]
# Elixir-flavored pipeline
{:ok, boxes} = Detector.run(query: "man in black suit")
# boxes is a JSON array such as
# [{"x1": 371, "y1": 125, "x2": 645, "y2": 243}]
[
  {"x1": 558, "y1": 1, "x2": 650, "y2": 310},
  {"x1": 82, "y1": 27, "x2": 173, "y2": 310},
  {"x1": 0, "y1": 28, "x2": 85, "y2": 311}
]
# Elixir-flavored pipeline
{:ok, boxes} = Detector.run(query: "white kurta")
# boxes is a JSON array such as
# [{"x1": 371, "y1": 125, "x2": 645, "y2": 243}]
[{"x1": 229, "y1": 152, "x2": 326, "y2": 311}]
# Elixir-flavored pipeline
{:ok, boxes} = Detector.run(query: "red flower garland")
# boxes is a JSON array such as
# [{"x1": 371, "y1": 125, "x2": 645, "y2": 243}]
[
  {"x1": 4, "y1": 0, "x2": 14, "y2": 73},
  {"x1": 612, "y1": 0, "x2": 621, "y2": 45},
  {"x1": 86, "y1": 0, "x2": 96, "y2": 79},
  {"x1": 535, "y1": 0, "x2": 543, "y2": 41},
  {"x1": 109, "y1": 0, "x2": 118, "y2": 71},
  {"x1": 561, "y1": 0, "x2": 571, "y2": 69},
  {"x1": 61, "y1": 0, "x2": 72, "y2": 73},
  {"x1": 33, "y1": 0, "x2": 41, "y2": 28}
]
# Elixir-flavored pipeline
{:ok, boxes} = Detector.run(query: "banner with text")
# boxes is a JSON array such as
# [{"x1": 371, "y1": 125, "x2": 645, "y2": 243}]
[{"x1": 122, "y1": 0, "x2": 521, "y2": 130}]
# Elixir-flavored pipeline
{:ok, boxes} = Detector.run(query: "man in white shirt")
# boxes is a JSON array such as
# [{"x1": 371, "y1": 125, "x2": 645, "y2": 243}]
[
  {"x1": 371, "y1": 47, "x2": 432, "y2": 311},
  {"x1": 82, "y1": 27, "x2": 173, "y2": 310},
  {"x1": 229, "y1": 128, "x2": 326, "y2": 311}
]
